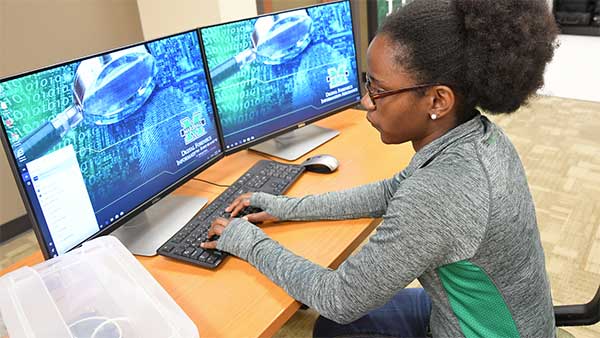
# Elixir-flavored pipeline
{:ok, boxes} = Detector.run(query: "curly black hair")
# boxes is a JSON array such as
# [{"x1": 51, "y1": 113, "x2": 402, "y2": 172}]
[{"x1": 380, "y1": 0, "x2": 559, "y2": 121}]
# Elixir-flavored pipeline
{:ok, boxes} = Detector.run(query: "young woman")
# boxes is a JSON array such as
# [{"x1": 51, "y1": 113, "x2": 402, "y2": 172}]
[{"x1": 201, "y1": 0, "x2": 559, "y2": 336}]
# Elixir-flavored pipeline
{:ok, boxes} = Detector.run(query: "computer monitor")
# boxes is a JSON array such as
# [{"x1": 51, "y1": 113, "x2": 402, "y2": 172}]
[
  {"x1": 0, "y1": 30, "x2": 223, "y2": 258},
  {"x1": 200, "y1": 0, "x2": 361, "y2": 160}
]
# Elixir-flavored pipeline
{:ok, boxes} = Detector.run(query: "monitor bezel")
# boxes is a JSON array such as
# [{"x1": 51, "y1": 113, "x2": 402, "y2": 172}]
[
  {"x1": 0, "y1": 28, "x2": 225, "y2": 259},
  {"x1": 199, "y1": 0, "x2": 362, "y2": 156}
]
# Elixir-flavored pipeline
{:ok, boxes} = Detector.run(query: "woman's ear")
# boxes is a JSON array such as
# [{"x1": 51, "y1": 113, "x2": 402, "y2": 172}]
[{"x1": 428, "y1": 85, "x2": 455, "y2": 120}]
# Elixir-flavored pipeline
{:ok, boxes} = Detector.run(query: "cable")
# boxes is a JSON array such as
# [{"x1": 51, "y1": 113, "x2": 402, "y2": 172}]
[
  {"x1": 192, "y1": 177, "x2": 230, "y2": 188},
  {"x1": 90, "y1": 317, "x2": 128, "y2": 338},
  {"x1": 68, "y1": 316, "x2": 129, "y2": 338}
]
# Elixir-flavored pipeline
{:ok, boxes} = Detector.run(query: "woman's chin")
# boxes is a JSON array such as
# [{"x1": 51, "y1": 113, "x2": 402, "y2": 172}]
[{"x1": 379, "y1": 134, "x2": 392, "y2": 144}]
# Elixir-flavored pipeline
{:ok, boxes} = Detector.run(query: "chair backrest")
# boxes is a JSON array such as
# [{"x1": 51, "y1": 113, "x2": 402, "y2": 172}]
[{"x1": 554, "y1": 285, "x2": 600, "y2": 326}]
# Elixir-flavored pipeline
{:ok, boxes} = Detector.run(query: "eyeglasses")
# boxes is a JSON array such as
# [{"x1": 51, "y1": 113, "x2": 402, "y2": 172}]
[{"x1": 364, "y1": 77, "x2": 442, "y2": 108}]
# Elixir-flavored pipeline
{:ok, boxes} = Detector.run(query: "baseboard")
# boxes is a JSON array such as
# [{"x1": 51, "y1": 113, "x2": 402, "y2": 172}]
[
  {"x1": 0, "y1": 215, "x2": 31, "y2": 243},
  {"x1": 560, "y1": 25, "x2": 600, "y2": 36}
]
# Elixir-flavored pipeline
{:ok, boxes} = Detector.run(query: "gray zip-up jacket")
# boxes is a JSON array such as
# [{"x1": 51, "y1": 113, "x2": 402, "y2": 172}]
[{"x1": 217, "y1": 114, "x2": 555, "y2": 337}]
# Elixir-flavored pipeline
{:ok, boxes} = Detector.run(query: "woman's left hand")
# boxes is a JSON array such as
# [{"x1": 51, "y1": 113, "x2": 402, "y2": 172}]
[{"x1": 200, "y1": 217, "x2": 230, "y2": 249}]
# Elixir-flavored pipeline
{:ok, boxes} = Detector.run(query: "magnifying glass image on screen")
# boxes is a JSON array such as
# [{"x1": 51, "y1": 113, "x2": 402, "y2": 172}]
[
  {"x1": 14, "y1": 45, "x2": 157, "y2": 162},
  {"x1": 210, "y1": 9, "x2": 313, "y2": 85}
]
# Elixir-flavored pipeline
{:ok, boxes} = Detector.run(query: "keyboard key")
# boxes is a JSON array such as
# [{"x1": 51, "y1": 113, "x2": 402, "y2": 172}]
[
  {"x1": 207, "y1": 255, "x2": 218, "y2": 264},
  {"x1": 191, "y1": 249, "x2": 202, "y2": 260},
  {"x1": 199, "y1": 251, "x2": 210, "y2": 261},
  {"x1": 160, "y1": 243, "x2": 175, "y2": 253},
  {"x1": 173, "y1": 246, "x2": 185, "y2": 256},
  {"x1": 182, "y1": 247, "x2": 194, "y2": 257}
]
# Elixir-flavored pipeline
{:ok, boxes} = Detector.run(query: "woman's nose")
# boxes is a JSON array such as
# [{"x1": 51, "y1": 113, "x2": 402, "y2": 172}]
[{"x1": 361, "y1": 93, "x2": 375, "y2": 111}]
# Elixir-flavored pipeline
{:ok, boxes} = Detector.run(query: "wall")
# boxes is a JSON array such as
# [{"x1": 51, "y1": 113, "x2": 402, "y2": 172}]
[
  {"x1": 137, "y1": 0, "x2": 257, "y2": 40},
  {"x1": 136, "y1": 0, "x2": 219, "y2": 40},
  {"x1": 0, "y1": 0, "x2": 144, "y2": 78},
  {"x1": 217, "y1": 0, "x2": 257, "y2": 24},
  {"x1": 0, "y1": 147, "x2": 23, "y2": 223},
  {"x1": 540, "y1": 34, "x2": 600, "y2": 103},
  {"x1": 268, "y1": 0, "x2": 320, "y2": 12},
  {"x1": 539, "y1": 1, "x2": 600, "y2": 103}
]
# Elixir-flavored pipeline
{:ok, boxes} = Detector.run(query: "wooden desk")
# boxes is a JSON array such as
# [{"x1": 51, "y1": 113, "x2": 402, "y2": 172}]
[{"x1": 1, "y1": 108, "x2": 414, "y2": 338}]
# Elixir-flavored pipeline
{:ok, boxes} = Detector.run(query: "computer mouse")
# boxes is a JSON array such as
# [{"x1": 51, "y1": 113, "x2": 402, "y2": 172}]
[{"x1": 301, "y1": 154, "x2": 339, "y2": 173}]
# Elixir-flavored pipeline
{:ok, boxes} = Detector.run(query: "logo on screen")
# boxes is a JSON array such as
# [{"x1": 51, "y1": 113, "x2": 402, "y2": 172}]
[
  {"x1": 326, "y1": 64, "x2": 350, "y2": 89},
  {"x1": 179, "y1": 112, "x2": 207, "y2": 145}
]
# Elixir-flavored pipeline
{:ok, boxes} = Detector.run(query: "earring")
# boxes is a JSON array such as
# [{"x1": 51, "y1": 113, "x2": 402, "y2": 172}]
[{"x1": 430, "y1": 113, "x2": 437, "y2": 120}]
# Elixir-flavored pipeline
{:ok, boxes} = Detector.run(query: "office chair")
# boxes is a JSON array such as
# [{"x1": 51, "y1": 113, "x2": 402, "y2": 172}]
[{"x1": 554, "y1": 284, "x2": 600, "y2": 326}]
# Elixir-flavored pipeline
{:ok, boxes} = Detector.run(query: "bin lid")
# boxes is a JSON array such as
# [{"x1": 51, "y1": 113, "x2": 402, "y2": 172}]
[{"x1": 0, "y1": 235, "x2": 199, "y2": 338}]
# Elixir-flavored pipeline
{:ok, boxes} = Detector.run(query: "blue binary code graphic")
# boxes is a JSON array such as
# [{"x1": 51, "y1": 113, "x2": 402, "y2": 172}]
[{"x1": 201, "y1": 1, "x2": 360, "y2": 149}]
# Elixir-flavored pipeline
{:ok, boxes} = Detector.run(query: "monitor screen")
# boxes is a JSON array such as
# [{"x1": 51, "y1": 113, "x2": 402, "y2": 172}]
[
  {"x1": 201, "y1": 0, "x2": 360, "y2": 152},
  {"x1": 0, "y1": 30, "x2": 222, "y2": 258}
]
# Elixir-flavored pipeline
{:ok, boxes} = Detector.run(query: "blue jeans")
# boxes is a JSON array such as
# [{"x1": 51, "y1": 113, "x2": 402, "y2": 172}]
[{"x1": 313, "y1": 288, "x2": 432, "y2": 338}]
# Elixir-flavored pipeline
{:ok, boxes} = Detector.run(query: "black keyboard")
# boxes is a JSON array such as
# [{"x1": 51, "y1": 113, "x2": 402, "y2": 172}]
[{"x1": 158, "y1": 160, "x2": 306, "y2": 269}]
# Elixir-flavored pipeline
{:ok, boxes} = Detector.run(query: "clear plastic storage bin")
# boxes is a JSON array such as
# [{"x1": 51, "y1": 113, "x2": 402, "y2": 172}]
[{"x1": 0, "y1": 235, "x2": 199, "y2": 338}]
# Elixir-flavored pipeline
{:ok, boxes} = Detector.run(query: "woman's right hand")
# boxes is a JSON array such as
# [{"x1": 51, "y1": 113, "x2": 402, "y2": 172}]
[{"x1": 226, "y1": 192, "x2": 279, "y2": 223}]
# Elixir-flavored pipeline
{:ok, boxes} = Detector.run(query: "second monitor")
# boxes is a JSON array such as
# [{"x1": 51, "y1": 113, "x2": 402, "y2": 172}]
[{"x1": 200, "y1": 0, "x2": 360, "y2": 160}]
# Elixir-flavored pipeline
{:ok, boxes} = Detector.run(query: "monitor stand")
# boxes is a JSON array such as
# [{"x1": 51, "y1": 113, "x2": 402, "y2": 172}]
[
  {"x1": 250, "y1": 125, "x2": 339, "y2": 161},
  {"x1": 111, "y1": 194, "x2": 207, "y2": 256}
]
